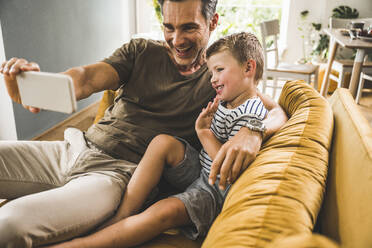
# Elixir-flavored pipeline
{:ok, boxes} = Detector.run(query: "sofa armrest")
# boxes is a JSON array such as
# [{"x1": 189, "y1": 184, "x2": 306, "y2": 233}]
[{"x1": 318, "y1": 88, "x2": 372, "y2": 247}]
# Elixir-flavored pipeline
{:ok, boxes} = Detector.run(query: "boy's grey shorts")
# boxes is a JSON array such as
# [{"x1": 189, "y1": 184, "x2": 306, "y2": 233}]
[{"x1": 163, "y1": 138, "x2": 231, "y2": 240}]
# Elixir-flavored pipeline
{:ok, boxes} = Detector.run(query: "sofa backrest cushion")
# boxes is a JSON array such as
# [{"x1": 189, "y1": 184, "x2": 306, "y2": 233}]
[
  {"x1": 319, "y1": 88, "x2": 372, "y2": 248},
  {"x1": 202, "y1": 80, "x2": 334, "y2": 248}
]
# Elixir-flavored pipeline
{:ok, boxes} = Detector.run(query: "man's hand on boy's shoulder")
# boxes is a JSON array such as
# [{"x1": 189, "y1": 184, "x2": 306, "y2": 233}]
[{"x1": 209, "y1": 127, "x2": 262, "y2": 190}]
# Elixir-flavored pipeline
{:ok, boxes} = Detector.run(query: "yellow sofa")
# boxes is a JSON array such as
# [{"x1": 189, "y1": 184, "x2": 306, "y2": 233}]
[{"x1": 128, "y1": 80, "x2": 369, "y2": 248}]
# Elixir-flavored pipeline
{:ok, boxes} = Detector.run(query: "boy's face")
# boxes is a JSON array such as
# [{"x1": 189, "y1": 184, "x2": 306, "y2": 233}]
[
  {"x1": 207, "y1": 50, "x2": 256, "y2": 108},
  {"x1": 162, "y1": 0, "x2": 217, "y2": 72}
]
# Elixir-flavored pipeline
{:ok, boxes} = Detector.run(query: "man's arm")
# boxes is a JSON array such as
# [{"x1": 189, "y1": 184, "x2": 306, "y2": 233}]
[
  {"x1": 0, "y1": 58, "x2": 120, "y2": 112},
  {"x1": 209, "y1": 93, "x2": 288, "y2": 190},
  {"x1": 257, "y1": 91, "x2": 288, "y2": 140},
  {"x1": 62, "y1": 62, "x2": 120, "y2": 100}
]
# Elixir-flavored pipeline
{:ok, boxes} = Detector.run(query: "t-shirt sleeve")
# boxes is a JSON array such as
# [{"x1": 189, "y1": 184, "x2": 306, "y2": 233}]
[
  {"x1": 102, "y1": 38, "x2": 148, "y2": 86},
  {"x1": 233, "y1": 99, "x2": 268, "y2": 128}
]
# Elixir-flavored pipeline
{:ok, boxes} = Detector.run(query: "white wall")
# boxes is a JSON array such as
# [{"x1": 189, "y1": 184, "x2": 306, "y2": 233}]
[
  {"x1": 0, "y1": 0, "x2": 134, "y2": 140},
  {"x1": 282, "y1": 0, "x2": 372, "y2": 63},
  {"x1": 0, "y1": 21, "x2": 17, "y2": 140}
]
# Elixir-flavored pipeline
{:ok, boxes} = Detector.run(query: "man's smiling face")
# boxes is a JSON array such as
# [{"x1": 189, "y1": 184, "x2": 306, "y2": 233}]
[{"x1": 162, "y1": 0, "x2": 217, "y2": 73}]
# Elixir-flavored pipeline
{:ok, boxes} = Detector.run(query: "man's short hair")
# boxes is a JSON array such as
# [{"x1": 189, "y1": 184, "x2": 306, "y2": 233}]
[
  {"x1": 157, "y1": 0, "x2": 218, "y2": 21},
  {"x1": 206, "y1": 32, "x2": 264, "y2": 82}
]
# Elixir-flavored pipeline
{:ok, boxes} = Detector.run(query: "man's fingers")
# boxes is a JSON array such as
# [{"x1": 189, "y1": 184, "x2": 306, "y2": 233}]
[
  {"x1": 9, "y1": 58, "x2": 27, "y2": 74},
  {"x1": 209, "y1": 146, "x2": 226, "y2": 185},
  {"x1": 218, "y1": 147, "x2": 237, "y2": 190},
  {"x1": 1, "y1": 57, "x2": 18, "y2": 74},
  {"x1": 229, "y1": 151, "x2": 245, "y2": 183},
  {"x1": 9, "y1": 59, "x2": 30, "y2": 76},
  {"x1": 23, "y1": 104, "x2": 41, "y2": 113},
  {"x1": 29, "y1": 107, "x2": 41, "y2": 113},
  {"x1": 0, "y1": 60, "x2": 7, "y2": 73},
  {"x1": 20, "y1": 62, "x2": 40, "y2": 72},
  {"x1": 0, "y1": 58, "x2": 39, "y2": 76}
]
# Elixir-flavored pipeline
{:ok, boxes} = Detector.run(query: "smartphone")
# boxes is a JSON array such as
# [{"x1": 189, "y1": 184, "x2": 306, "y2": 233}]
[{"x1": 16, "y1": 71, "x2": 77, "y2": 114}]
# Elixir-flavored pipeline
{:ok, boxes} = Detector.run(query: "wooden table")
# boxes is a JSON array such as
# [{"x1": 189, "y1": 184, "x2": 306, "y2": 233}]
[{"x1": 320, "y1": 28, "x2": 372, "y2": 98}]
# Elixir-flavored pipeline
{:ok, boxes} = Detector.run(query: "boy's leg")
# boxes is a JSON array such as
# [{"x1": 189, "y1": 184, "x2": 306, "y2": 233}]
[
  {"x1": 163, "y1": 137, "x2": 202, "y2": 191},
  {"x1": 120, "y1": 135, "x2": 185, "y2": 218},
  {"x1": 49, "y1": 197, "x2": 191, "y2": 248}
]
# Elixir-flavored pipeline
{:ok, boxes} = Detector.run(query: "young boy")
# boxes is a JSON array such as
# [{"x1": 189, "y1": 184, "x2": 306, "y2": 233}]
[{"x1": 49, "y1": 32, "x2": 268, "y2": 247}]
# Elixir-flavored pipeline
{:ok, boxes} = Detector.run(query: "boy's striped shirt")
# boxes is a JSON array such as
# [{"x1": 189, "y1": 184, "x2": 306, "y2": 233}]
[{"x1": 199, "y1": 97, "x2": 268, "y2": 175}]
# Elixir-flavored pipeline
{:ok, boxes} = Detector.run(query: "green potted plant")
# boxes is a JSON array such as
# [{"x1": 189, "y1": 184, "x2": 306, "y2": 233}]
[{"x1": 152, "y1": 0, "x2": 163, "y2": 24}]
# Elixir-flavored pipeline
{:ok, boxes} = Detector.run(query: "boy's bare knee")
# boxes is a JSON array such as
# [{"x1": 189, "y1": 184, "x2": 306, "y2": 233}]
[
  {"x1": 151, "y1": 134, "x2": 177, "y2": 146},
  {"x1": 151, "y1": 135, "x2": 185, "y2": 168}
]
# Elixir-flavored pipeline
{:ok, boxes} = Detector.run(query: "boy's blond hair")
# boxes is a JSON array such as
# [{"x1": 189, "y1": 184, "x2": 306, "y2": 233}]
[{"x1": 206, "y1": 32, "x2": 264, "y2": 82}]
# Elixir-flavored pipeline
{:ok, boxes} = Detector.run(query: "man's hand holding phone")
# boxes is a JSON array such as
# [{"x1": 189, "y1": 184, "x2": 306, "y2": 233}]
[
  {"x1": 0, "y1": 58, "x2": 41, "y2": 113},
  {"x1": 0, "y1": 58, "x2": 77, "y2": 114}
]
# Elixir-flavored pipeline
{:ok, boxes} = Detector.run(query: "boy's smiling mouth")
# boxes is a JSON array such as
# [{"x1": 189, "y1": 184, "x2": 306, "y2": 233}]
[{"x1": 214, "y1": 84, "x2": 224, "y2": 94}]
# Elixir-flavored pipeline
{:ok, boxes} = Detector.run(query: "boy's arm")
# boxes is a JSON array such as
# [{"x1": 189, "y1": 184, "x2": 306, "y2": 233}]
[
  {"x1": 195, "y1": 98, "x2": 222, "y2": 160},
  {"x1": 196, "y1": 129, "x2": 222, "y2": 160}
]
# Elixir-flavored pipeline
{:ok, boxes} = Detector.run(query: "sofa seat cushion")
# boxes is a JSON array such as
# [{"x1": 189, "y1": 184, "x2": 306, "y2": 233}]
[
  {"x1": 266, "y1": 233, "x2": 339, "y2": 248},
  {"x1": 202, "y1": 80, "x2": 334, "y2": 248}
]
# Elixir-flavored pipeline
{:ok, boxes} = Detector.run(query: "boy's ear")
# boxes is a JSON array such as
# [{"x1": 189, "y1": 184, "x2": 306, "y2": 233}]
[{"x1": 245, "y1": 60, "x2": 257, "y2": 77}]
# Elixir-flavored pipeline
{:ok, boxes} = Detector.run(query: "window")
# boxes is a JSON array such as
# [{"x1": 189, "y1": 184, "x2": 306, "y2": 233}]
[{"x1": 134, "y1": 0, "x2": 283, "y2": 43}]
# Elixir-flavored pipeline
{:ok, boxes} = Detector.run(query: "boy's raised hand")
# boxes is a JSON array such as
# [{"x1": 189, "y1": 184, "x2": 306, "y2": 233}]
[{"x1": 195, "y1": 97, "x2": 219, "y2": 132}]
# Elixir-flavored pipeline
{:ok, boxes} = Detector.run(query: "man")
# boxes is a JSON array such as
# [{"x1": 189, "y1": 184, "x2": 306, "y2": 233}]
[{"x1": 0, "y1": 0, "x2": 287, "y2": 247}]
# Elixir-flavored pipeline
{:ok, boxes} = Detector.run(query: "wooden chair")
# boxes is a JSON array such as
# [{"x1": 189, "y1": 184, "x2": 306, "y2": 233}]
[
  {"x1": 259, "y1": 19, "x2": 318, "y2": 98},
  {"x1": 328, "y1": 17, "x2": 372, "y2": 88},
  {"x1": 356, "y1": 72, "x2": 372, "y2": 104}
]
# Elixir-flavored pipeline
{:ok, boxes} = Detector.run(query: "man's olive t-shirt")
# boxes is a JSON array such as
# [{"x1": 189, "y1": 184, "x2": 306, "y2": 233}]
[{"x1": 85, "y1": 39, "x2": 215, "y2": 164}]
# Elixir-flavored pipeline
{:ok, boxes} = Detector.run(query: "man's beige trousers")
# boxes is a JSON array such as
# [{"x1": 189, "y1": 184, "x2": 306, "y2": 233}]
[{"x1": 0, "y1": 128, "x2": 136, "y2": 248}]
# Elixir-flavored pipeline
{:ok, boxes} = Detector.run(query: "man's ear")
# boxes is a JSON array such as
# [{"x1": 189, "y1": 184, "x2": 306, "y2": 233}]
[{"x1": 209, "y1": 13, "x2": 219, "y2": 31}]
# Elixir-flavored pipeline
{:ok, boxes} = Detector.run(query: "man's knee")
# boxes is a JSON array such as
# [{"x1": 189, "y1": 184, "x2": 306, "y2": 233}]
[{"x1": 0, "y1": 210, "x2": 33, "y2": 248}]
